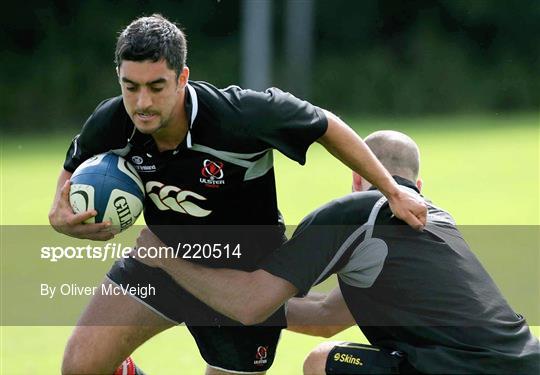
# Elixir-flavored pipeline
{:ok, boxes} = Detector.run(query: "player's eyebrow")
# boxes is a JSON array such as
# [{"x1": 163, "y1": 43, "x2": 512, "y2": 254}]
[{"x1": 121, "y1": 77, "x2": 167, "y2": 85}]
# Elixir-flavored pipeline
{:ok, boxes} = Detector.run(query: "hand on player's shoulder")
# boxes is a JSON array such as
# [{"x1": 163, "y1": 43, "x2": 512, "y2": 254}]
[{"x1": 387, "y1": 188, "x2": 427, "y2": 231}]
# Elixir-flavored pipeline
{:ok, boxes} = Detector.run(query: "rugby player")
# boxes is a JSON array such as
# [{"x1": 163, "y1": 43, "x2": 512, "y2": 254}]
[
  {"x1": 48, "y1": 15, "x2": 427, "y2": 375},
  {"x1": 134, "y1": 131, "x2": 540, "y2": 374}
]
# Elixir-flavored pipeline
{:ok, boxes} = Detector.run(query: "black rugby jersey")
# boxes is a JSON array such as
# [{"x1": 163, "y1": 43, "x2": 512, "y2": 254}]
[
  {"x1": 261, "y1": 177, "x2": 540, "y2": 374},
  {"x1": 64, "y1": 81, "x2": 327, "y2": 269}
]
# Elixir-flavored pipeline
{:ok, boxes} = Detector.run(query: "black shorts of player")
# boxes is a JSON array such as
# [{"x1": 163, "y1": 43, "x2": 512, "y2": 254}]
[
  {"x1": 326, "y1": 343, "x2": 420, "y2": 374},
  {"x1": 107, "y1": 257, "x2": 285, "y2": 373}
]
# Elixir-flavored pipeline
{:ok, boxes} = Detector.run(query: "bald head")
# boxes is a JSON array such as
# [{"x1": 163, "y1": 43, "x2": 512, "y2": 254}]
[
  {"x1": 353, "y1": 130, "x2": 420, "y2": 191},
  {"x1": 364, "y1": 130, "x2": 420, "y2": 182}
]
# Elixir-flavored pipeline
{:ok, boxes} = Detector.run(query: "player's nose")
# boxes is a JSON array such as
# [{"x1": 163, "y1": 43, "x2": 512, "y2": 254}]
[{"x1": 136, "y1": 88, "x2": 153, "y2": 109}]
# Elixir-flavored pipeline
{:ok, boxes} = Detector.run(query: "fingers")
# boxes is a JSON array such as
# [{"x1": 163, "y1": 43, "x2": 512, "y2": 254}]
[
  {"x1": 59, "y1": 179, "x2": 99, "y2": 224},
  {"x1": 52, "y1": 182, "x2": 117, "y2": 240},
  {"x1": 77, "y1": 221, "x2": 112, "y2": 235},
  {"x1": 59, "y1": 219, "x2": 113, "y2": 238},
  {"x1": 403, "y1": 212, "x2": 425, "y2": 232},
  {"x1": 59, "y1": 179, "x2": 71, "y2": 203},
  {"x1": 388, "y1": 190, "x2": 427, "y2": 231},
  {"x1": 54, "y1": 222, "x2": 114, "y2": 241},
  {"x1": 67, "y1": 209, "x2": 98, "y2": 226},
  {"x1": 415, "y1": 204, "x2": 427, "y2": 227},
  {"x1": 402, "y1": 200, "x2": 426, "y2": 231},
  {"x1": 412, "y1": 197, "x2": 427, "y2": 228},
  {"x1": 82, "y1": 231, "x2": 115, "y2": 241}
]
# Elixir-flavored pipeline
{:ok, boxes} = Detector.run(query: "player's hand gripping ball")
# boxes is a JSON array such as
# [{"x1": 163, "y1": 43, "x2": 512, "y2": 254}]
[{"x1": 69, "y1": 153, "x2": 145, "y2": 233}]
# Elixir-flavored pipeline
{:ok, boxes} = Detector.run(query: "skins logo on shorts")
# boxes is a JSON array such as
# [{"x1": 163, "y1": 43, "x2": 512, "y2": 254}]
[
  {"x1": 146, "y1": 181, "x2": 212, "y2": 217},
  {"x1": 253, "y1": 346, "x2": 268, "y2": 366},
  {"x1": 333, "y1": 352, "x2": 363, "y2": 366},
  {"x1": 200, "y1": 159, "x2": 225, "y2": 188}
]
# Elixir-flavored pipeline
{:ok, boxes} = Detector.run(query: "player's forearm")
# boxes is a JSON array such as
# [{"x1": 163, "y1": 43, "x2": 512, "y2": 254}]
[
  {"x1": 158, "y1": 260, "x2": 288, "y2": 325},
  {"x1": 287, "y1": 296, "x2": 326, "y2": 327},
  {"x1": 287, "y1": 324, "x2": 348, "y2": 338},
  {"x1": 286, "y1": 297, "x2": 336, "y2": 337},
  {"x1": 286, "y1": 289, "x2": 355, "y2": 337},
  {"x1": 287, "y1": 311, "x2": 350, "y2": 338},
  {"x1": 159, "y1": 259, "x2": 254, "y2": 323},
  {"x1": 135, "y1": 228, "x2": 297, "y2": 325},
  {"x1": 318, "y1": 110, "x2": 399, "y2": 199}
]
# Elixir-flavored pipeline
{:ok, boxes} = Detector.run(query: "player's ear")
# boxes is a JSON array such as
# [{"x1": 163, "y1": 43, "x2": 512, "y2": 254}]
[
  {"x1": 416, "y1": 178, "x2": 423, "y2": 192},
  {"x1": 352, "y1": 172, "x2": 362, "y2": 192},
  {"x1": 116, "y1": 66, "x2": 119, "y2": 78},
  {"x1": 177, "y1": 66, "x2": 189, "y2": 90}
]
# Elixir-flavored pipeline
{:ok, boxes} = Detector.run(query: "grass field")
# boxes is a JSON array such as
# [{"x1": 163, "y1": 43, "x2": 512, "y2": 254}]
[{"x1": 1, "y1": 113, "x2": 538, "y2": 374}]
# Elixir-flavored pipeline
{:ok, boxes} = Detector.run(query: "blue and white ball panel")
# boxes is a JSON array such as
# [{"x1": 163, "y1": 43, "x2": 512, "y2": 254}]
[
  {"x1": 71, "y1": 153, "x2": 108, "y2": 177},
  {"x1": 69, "y1": 153, "x2": 145, "y2": 232},
  {"x1": 70, "y1": 184, "x2": 96, "y2": 223},
  {"x1": 102, "y1": 188, "x2": 144, "y2": 230},
  {"x1": 116, "y1": 155, "x2": 145, "y2": 193}
]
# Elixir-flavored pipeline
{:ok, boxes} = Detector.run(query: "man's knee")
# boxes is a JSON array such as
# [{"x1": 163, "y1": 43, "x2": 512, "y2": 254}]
[
  {"x1": 61, "y1": 282, "x2": 172, "y2": 374},
  {"x1": 303, "y1": 341, "x2": 342, "y2": 375},
  {"x1": 61, "y1": 326, "x2": 129, "y2": 374},
  {"x1": 62, "y1": 329, "x2": 106, "y2": 374}
]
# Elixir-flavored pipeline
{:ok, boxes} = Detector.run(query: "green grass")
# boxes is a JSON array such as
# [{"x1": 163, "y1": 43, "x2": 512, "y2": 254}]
[{"x1": 1, "y1": 113, "x2": 538, "y2": 374}]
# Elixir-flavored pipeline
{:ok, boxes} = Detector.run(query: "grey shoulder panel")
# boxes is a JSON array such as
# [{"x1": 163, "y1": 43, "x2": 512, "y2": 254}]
[
  {"x1": 337, "y1": 195, "x2": 389, "y2": 288},
  {"x1": 190, "y1": 143, "x2": 273, "y2": 181},
  {"x1": 338, "y1": 238, "x2": 388, "y2": 288}
]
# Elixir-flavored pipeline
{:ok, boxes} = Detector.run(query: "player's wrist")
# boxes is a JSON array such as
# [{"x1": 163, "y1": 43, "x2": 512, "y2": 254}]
[{"x1": 382, "y1": 183, "x2": 402, "y2": 203}]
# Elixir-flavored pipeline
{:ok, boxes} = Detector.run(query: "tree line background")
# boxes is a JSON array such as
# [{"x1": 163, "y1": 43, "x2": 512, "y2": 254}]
[{"x1": 2, "y1": 0, "x2": 539, "y2": 132}]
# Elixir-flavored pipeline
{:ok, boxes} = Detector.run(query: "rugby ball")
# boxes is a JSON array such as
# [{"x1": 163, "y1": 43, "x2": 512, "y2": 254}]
[{"x1": 69, "y1": 153, "x2": 145, "y2": 232}]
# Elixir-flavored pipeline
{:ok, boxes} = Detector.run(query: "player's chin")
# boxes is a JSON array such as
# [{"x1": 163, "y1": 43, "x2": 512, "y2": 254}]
[{"x1": 134, "y1": 120, "x2": 161, "y2": 134}]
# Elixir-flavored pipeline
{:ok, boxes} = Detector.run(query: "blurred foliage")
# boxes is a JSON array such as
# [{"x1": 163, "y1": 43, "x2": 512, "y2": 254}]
[
  {"x1": 1, "y1": 0, "x2": 539, "y2": 131},
  {"x1": 307, "y1": 0, "x2": 540, "y2": 115}
]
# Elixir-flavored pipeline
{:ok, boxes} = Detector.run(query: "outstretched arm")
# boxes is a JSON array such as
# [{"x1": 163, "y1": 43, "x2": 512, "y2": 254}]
[
  {"x1": 318, "y1": 110, "x2": 426, "y2": 230},
  {"x1": 287, "y1": 286, "x2": 356, "y2": 338},
  {"x1": 132, "y1": 227, "x2": 298, "y2": 325}
]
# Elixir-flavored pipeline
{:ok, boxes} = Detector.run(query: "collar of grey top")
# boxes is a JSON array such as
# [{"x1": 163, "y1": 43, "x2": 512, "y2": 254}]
[{"x1": 368, "y1": 175, "x2": 420, "y2": 193}]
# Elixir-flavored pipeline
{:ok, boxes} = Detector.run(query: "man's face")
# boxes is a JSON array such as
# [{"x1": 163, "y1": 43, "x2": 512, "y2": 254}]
[{"x1": 117, "y1": 60, "x2": 185, "y2": 134}]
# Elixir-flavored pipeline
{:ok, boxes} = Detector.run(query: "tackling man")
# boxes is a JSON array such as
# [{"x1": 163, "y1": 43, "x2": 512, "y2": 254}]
[{"x1": 135, "y1": 130, "x2": 540, "y2": 374}]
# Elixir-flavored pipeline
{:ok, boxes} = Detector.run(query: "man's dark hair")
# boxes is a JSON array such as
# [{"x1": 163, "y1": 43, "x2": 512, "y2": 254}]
[{"x1": 115, "y1": 14, "x2": 187, "y2": 77}]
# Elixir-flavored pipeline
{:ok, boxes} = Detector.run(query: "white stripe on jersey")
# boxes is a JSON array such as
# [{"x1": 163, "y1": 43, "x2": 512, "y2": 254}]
[{"x1": 186, "y1": 83, "x2": 199, "y2": 148}]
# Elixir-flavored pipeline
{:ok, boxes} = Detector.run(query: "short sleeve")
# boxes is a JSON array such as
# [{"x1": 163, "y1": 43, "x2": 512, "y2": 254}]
[
  {"x1": 258, "y1": 201, "x2": 345, "y2": 295},
  {"x1": 63, "y1": 97, "x2": 133, "y2": 172},
  {"x1": 258, "y1": 193, "x2": 383, "y2": 295},
  {"x1": 233, "y1": 87, "x2": 328, "y2": 165}
]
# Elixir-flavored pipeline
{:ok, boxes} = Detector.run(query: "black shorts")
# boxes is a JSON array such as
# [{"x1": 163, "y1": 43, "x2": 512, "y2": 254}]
[
  {"x1": 107, "y1": 257, "x2": 285, "y2": 373},
  {"x1": 326, "y1": 343, "x2": 419, "y2": 374}
]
